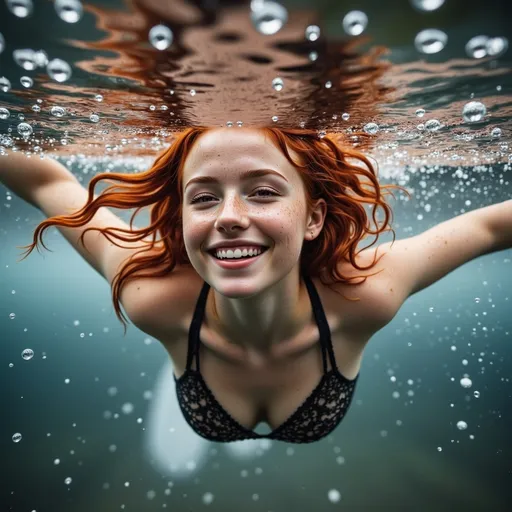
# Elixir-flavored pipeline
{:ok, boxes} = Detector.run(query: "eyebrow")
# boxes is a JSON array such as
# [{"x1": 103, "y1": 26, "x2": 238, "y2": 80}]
[{"x1": 184, "y1": 168, "x2": 289, "y2": 191}]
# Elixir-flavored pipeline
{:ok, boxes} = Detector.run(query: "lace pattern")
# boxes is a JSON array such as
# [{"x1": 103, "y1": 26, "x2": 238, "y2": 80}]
[{"x1": 175, "y1": 369, "x2": 358, "y2": 443}]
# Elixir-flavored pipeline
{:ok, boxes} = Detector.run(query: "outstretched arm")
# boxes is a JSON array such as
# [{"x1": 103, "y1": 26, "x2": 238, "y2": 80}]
[{"x1": 373, "y1": 200, "x2": 512, "y2": 305}]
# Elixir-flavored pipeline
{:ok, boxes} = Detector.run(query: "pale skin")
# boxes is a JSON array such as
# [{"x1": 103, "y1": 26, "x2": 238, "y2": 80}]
[
  {"x1": 1, "y1": 132, "x2": 509, "y2": 370},
  {"x1": 181, "y1": 128, "x2": 327, "y2": 356}
]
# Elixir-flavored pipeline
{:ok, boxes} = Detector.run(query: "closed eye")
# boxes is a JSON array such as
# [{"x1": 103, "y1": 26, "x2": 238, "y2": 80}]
[{"x1": 190, "y1": 188, "x2": 278, "y2": 204}]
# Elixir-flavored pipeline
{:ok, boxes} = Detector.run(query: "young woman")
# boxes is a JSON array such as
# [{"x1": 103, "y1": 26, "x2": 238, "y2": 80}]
[{"x1": 1, "y1": 126, "x2": 509, "y2": 443}]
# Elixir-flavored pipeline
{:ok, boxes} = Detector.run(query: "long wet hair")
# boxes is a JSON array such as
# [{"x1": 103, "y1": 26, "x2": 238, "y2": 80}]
[{"x1": 18, "y1": 127, "x2": 410, "y2": 335}]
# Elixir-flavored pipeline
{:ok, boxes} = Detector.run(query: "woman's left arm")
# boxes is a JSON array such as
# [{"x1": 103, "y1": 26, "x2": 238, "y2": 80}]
[{"x1": 370, "y1": 200, "x2": 512, "y2": 306}]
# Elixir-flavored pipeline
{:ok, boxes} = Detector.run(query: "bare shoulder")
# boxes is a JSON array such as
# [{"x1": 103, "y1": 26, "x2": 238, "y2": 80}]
[
  {"x1": 323, "y1": 241, "x2": 402, "y2": 336},
  {"x1": 124, "y1": 242, "x2": 401, "y2": 343},
  {"x1": 121, "y1": 263, "x2": 203, "y2": 340}
]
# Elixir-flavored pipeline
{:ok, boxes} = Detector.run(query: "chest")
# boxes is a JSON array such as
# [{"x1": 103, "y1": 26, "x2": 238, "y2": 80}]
[{"x1": 165, "y1": 282, "x2": 372, "y2": 432}]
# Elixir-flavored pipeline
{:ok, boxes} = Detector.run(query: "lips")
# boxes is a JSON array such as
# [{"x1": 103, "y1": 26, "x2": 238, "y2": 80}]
[{"x1": 208, "y1": 247, "x2": 269, "y2": 269}]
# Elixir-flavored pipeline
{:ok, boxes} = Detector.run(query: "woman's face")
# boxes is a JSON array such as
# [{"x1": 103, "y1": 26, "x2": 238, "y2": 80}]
[{"x1": 181, "y1": 128, "x2": 318, "y2": 297}]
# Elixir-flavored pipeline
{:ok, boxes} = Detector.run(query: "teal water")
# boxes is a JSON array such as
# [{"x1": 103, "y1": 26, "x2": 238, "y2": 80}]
[{"x1": 1, "y1": 0, "x2": 512, "y2": 510}]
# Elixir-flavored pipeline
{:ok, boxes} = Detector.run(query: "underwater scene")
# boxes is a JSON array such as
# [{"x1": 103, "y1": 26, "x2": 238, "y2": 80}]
[{"x1": 0, "y1": 0, "x2": 511, "y2": 510}]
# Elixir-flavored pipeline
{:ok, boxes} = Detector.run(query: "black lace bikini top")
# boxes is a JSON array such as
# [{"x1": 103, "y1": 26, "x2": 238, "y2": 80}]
[{"x1": 173, "y1": 274, "x2": 360, "y2": 443}]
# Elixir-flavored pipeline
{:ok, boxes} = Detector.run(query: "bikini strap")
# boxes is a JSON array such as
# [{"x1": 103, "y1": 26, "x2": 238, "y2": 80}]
[
  {"x1": 302, "y1": 274, "x2": 339, "y2": 374},
  {"x1": 186, "y1": 280, "x2": 211, "y2": 372}
]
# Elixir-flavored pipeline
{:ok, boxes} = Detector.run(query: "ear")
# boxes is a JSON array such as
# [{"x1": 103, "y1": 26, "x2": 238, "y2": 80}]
[{"x1": 306, "y1": 198, "x2": 327, "y2": 237}]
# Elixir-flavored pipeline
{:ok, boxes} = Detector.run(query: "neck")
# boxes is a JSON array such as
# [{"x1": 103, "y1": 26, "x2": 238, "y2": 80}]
[{"x1": 205, "y1": 271, "x2": 310, "y2": 356}]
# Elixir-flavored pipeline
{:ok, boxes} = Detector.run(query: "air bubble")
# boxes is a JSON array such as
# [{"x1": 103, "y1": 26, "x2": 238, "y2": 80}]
[
  {"x1": 251, "y1": 1, "x2": 288, "y2": 36},
  {"x1": 272, "y1": 77, "x2": 284, "y2": 91},
  {"x1": 462, "y1": 101, "x2": 486, "y2": 123},
  {"x1": 363, "y1": 122, "x2": 379, "y2": 134},
  {"x1": 410, "y1": 0, "x2": 445, "y2": 11},
  {"x1": 305, "y1": 25, "x2": 320, "y2": 42},
  {"x1": 465, "y1": 36, "x2": 489, "y2": 59},
  {"x1": 22, "y1": 348, "x2": 34, "y2": 360},
  {"x1": 342, "y1": 11, "x2": 368, "y2": 36},
  {"x1": 149, "y1": 24, "x2": 173, "y2": 50},
  {"x1": 0, "y1": 77, "x2": 12, "y2": 92},
  {"x1": 13, "y1": 49, "x2": 37, "y2": 70},
  {"x1": 54, "y1": 0, "x2": 83, "y2": 23},
  {"x1": 415, "y1": 29, "x2": 447, "y2": 54},
  {"x1": 486, "y1": 37, "x2": 508, "y2": 58},
  {"x1": 0, "y1": 108, "x2": 10, "y2": 120},
  {"x1": 460, "y1": 377, "x2": 472, "y2": 388},
  {"x1": 17, "y1": 123, "x2": 33, "y2": 137},
  {"x1": 50, "y1": 106, "x2": 66, "y2": 118},
  {"x1": 425, "y1": 119, "x2": 442, "y2": 131},
  {"x1": 20, "y1": 76, "x2": 33, "y2": 88},
  {"x1": 47, "y1": 58, "x2": 72, "y2": 83},
  {"x1": 6, "y1": 0, "x2": 33, "y2": 18}
]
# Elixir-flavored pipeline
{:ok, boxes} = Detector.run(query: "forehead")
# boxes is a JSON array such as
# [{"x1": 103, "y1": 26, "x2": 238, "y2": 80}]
[{"x1": 182, "y1": 128, "x2": 297, "y2": 176}]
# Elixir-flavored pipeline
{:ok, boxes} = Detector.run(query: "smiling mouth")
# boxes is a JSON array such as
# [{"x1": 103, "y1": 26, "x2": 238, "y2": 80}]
[{"x1": 208, "y1": 247, "x2": 269, "y2": 260}]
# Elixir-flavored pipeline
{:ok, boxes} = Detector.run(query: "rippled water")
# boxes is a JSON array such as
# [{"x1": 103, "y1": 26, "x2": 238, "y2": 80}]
[
  {"x1": 0, "y1": 0, "x2": 510, "y2": 172},
  {"x1": 1, "y1": 0, "x2": 511, "y2": 511}
]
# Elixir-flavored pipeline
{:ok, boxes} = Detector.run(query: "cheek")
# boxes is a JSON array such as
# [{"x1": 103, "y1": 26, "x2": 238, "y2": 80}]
[{"x1": 182, "y1": 216, "x2": 209, "y2": 250}]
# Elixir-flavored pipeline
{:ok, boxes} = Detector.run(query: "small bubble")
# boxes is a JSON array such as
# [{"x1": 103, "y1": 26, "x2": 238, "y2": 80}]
[
  {"x1": 272, "y1": 77, "x2": 284, "y2": 91},
  {"x1": 22, "y1": 348, "x2": 34, "y2": 360},
  {"x1": 328, "y1": 489, "x2": 342, "y2": 503},
  {"x1": 0, "y1": 77, "x2": 12, "y2": 93},
  {"x1": 363, "y1": 122, "x2": 379, "y2": 134},
  {"x1": 410, "y1": 0, "x2": 445, "y2": 12},
  {"x1": 486, "y1": 37, "x2": 508, "y2": 58},
  {"x1": 50, "y1": 106, "x2": 66, "y2": 118},
  {"x1": 415, "y1": 29, "x2": 447, "y2": 54},
  {"x1": 425, "y1": 119, "x2": 442, "y2": 131},
  {"x1": 465, "y1": 36, "x2": 489, "y2": 59},
  {"x1": 149, "y1": 24, "x2": 173, "y2": 50},
  {"x1": 342, "y1": 11, "x2": 368, "y2": 36},
  {"x1": 12, "y1": 433, "x2": 22, "y2": 443},
  {"x1": 89, "y1": 113, "x2": 99, "y2": 123},
  {"x1": 251, "y1": 1, "x2": 288, "y2": 36},
  {"x1": 17, "y1": 123, "x2": 33, "y2": 137},
  {"x1": 462, "y1": 101, "x2": 486, "y2": 123},
  {"x1": 305, "y1": 25, "x2": 321, "y2": 42},
  {"x1": 460, "y1": 377, "x2": 472, "y2": 388},
  {"x1": 20, "y1": 76, "x2": 33, "y2": 88},
  {"x1": 54, "y1": 0, "x2": 83, "y2": 24},
  {"x1": 47, "y1": 59, "x2": 72, "y2": 83},
  {"x1": 202, "y1": 492, "x2": 214, "y2": 505},
  {"x1": 6, "y1": 0, "x2": 33, "y2": 18}
]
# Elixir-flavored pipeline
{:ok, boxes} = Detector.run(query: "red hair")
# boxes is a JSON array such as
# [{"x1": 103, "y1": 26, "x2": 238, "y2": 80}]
[{"x1": 18, "y1": 127, "x2": 410, "y2": 335}]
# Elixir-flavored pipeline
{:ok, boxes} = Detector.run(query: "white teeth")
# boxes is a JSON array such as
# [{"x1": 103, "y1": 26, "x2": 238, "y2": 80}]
[{"x1": 214, "y1": 248, "x2": 264, "y2": 259}]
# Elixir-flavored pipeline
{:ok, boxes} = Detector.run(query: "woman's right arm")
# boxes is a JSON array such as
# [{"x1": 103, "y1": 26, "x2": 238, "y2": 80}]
[{"x1": 0, "y1": 150, "x2": 78, "y2": 207}]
